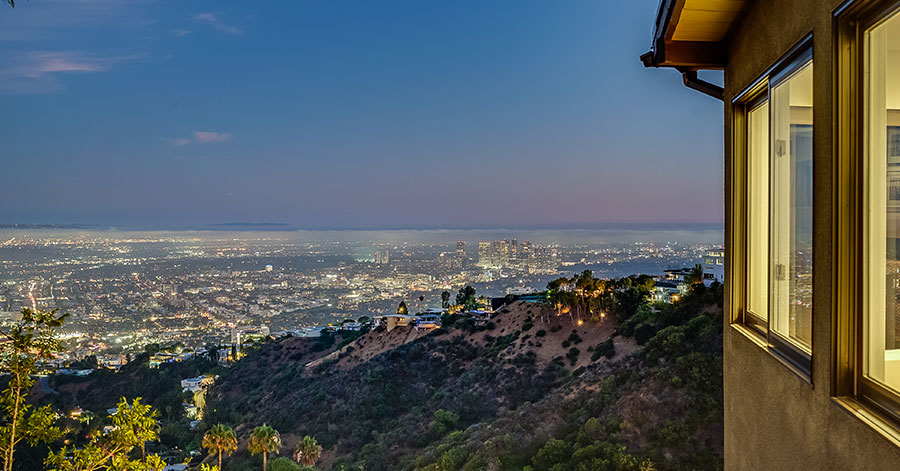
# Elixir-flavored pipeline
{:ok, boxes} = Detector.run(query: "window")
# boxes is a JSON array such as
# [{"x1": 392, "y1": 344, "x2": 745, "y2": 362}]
[
  {"x1": 863, "y1": 6, "x2": 900, "y2": 405},
  {"x1": 735, "y1": 40, "x2": 813, "y2": 375},
  {"x1": 769, "y1": 57, "x2": 813, "y2": 355},
  {"x1": 747, "y1": 97, "x2": 770, "y2": 330},
  {"x1": 836, "y1": 0, "x2": 900, "y2": 428}
]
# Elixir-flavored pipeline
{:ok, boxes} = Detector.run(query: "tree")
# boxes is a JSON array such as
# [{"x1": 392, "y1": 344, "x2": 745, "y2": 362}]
[
  {"x1": 441, "y1": 291, "x2": 450, "y2": 309},
  {"x1": 203, "y1": 424, "x2": 238, "y2": 470},
  {"x1": 396, "y1": 301, "x2": 408, "y2": 315},
  {"x1": 686, "y1": 263, "x2": 704, "y2": 285},
  {"x1": 45, "y1": 397, "x2": 167, "y2": 471},
  {"x1": 112, "y1": 397, "x2": 159, "y2": 460},
  {"x1": 455, "y1": 286, "x2": 477, "y2": 311},
  {"x1": 430, "y1": 409, "x2": 459, "y2": 437},
  {"x1": 70, "y1": 354, "x2": 98, "y2": 369},
  {"x1": 0, "y1": 308, "x2": 67, "y2": 471},
  {"x1": 248, "y1": 425, "x2": 281, "y2": 471},
  {"x1": 206, "y1": 345, "x2": 220, "y2": 365},
  {"x1": 270, "y1": 457, "x2": 300, "y2": 471},
  {"x1": 292, "y1": 435, "x2": 322, "y2": 468},
  {"x1": 532, "y1": 438, "x2": 572, "y2": 471}
]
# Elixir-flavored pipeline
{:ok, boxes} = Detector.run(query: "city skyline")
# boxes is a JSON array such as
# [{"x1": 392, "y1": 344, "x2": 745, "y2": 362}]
[
  {"x1": 0, "y1": 228, "x2": 721, "y2": 360},
  {"x1": 0, "y1": 0, "x2": 724, "y2": 229}
]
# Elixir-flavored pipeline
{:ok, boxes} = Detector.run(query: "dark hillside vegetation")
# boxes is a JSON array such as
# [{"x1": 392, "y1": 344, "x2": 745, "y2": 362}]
[
  {"x1": 407, "y1": 281, "x2": 723, "y2": 471},
  {"x1": 205, "y1": 277, "x2": 724, "y2": 471}
]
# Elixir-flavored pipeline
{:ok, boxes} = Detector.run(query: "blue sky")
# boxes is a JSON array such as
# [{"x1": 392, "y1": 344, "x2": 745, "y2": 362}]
[{"x1": 0, "y1": 0, "x2": 724, "y2": 230}]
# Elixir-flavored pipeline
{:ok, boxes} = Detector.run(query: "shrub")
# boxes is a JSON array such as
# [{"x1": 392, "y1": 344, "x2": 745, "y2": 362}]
[
  {"x1": 536, "y1": 329, "x2": 547, "y2": 337},
  {"x1": 431, "y1": 409, "x2": 460, "y2": 437},
  {"x1": 591, "y1": 339, "x2": 616, "y2": 361},
  {"x1": 634, "y1": 323, "x2": 657, "y2": 345},
  {"x1": 270, "y1": 457, "x2": 301, "y2": 471},
  {"x1": 566, "y1": 347, "x2": 580, "y2": 365},
  {"x1": 532, "y1": 438, "x2": 572, "y2": 470}
]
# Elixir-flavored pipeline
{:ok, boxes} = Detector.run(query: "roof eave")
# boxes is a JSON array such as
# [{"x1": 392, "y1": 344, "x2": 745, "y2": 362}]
[{"x1": 641, "y1": 0, "x2": 733, "y2": 70}]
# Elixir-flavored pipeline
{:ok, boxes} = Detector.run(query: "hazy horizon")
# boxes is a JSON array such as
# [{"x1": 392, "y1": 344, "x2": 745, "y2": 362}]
[{"x1": 0, "y1": 224, "x2": 723, "y2": 246}]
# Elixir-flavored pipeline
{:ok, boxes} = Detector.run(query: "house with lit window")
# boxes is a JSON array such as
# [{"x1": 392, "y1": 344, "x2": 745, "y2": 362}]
[
  {"x1": 651, "y1": 279, "x2": 682, "y2": 303},
  {"x1": 642, "y1": 0, "x2": 900, "y2": 468},
  {"x1": 702, "y1": 248, "x2": 725, "y2": 286}
]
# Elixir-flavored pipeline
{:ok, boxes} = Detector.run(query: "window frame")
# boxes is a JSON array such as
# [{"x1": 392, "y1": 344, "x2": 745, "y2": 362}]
[
  {"x1": 743, "y1": 90, "x2": 770, "y2": 338},
  {"x1": 835, "y1": 0, "x2": 900, "y2": 429},
  {"x1": 732, "y1": 36, "x2": 815, "y2": 379}
]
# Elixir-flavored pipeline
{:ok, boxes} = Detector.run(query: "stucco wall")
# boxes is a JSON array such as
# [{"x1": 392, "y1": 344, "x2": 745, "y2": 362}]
[{"x1": 723, "y1": 0, "x2": 900, "y2": 469}]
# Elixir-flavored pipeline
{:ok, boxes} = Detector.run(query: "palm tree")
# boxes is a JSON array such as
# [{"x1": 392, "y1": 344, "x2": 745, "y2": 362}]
[
  {"x1": 248, "y1": 424, "x2": 281, "y2": 471},
  {"x1": 293, "y1": 435, "x2": 323, "y2": 468},
  {"x1": 202, "y1": 424, "x2": 238, "y2": 470}
]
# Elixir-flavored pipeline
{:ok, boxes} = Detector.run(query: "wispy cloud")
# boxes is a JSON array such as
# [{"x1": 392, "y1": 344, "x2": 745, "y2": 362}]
[
  {"x1": 167, "y1": 138, "x2": 191, "y2": 147},
  {"x1": 170, "y1": 28, "x2": 192, "y2": 38},
  {"x1": 16, "y1": 52, "x2": 106, "y2": 78},
  {"x1": 193, "y1": 131, "x2": 232, "y2": 143},
  {"x1": 165, "y1": 131, "x2": 232, "y2": 148},
  {"x1": 195, "y1": 13, "x2": 242, "y2": 36},
  {"x1": 0, "y1": 51, "x2": 136, "y2": 94}
]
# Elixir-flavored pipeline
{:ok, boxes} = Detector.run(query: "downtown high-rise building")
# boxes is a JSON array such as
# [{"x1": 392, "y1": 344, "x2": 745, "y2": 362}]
[
  {"x1": 477, "y1": 241, "x2": 491, "y2": 267},
  {"x1": 492, "y1": 239, "x2": 509, "y2": 267},
  {"x1": 374, "y1": 250, "x2": 390, "y2": 264},
  {"x1": 520, "y1": 240, "x2": 534, "y2": 270},
  {"x1": 520, "y1": 240, "x2": 533, "y2": 259},
  {"x1": 474, "y1": 238, "x2": 542, "y2": 270},
  {"x1": 456, "y1": 241, "x2": 466, "y2": 260}
]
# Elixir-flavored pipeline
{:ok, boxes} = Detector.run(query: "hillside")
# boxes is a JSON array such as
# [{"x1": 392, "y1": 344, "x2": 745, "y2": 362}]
[{"x1": 204, "y1": 279, "x2": 724, "y2": 471}]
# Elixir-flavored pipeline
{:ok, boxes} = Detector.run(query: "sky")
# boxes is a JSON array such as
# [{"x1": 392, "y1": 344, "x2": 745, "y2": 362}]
[{"x1": 0, "y1": 0, "x2": 724, "y2": 230}]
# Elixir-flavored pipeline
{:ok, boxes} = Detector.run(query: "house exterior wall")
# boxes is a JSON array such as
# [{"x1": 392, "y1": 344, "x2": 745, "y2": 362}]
[{"x1": 723, "y1": 0, "x2": 900, "y2": 469}]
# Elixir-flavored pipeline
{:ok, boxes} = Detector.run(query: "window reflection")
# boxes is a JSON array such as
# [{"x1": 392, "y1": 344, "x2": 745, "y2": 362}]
[
  {"x1": 866, "y1": 9, "x2": 900, "y2": 391},
  {"x1": 770, "y1": 61, "x2": 813, "y2": 353}
]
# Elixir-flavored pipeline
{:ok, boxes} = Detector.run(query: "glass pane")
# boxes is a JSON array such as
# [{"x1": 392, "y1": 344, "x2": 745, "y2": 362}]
[
  {"x1": 865, "y1": 10, "x2": 900, "y2": 391},
  {"x1": 748, "y1": 101, "x2": 769, "y2": 323},
  {"x1": 770, "y1": 60, "x2": 813, "y2": 353}
]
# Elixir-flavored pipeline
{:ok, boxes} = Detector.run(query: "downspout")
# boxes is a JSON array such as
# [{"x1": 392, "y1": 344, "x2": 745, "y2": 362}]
[{"x1": 679, "y1": 69, "x2": 724, "y2": 101}]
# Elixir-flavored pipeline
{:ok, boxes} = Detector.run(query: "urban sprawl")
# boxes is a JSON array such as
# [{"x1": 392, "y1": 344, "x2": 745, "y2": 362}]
[{"x1": 0, "y1": 232, "x2": 723, "y2": 372}]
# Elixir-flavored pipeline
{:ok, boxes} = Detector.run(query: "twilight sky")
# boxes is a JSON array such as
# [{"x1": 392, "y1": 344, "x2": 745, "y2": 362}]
[{"x1": 0, "y1": 0, "x2": 724, "y2": 230}]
